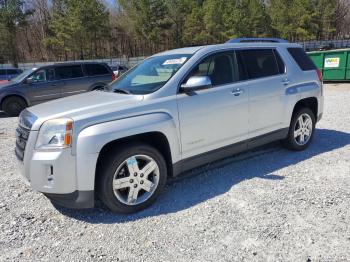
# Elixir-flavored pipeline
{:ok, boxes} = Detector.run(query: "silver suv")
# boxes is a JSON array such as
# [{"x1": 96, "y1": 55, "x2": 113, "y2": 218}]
[{"x1": 16, "y1": 40, "x2": 324, "y2": 213}]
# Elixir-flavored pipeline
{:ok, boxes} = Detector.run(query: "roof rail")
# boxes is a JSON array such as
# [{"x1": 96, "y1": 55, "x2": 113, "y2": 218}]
[{"x1": 227, "y1": 38, "x2": 289, "y2": 44}]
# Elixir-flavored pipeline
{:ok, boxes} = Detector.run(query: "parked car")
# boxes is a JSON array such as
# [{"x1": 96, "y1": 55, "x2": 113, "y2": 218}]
[
  {"x1": 110, "y1": 64, "x2": 128, "y2": 77},
  {"x1": 16, "y1": 39, "x2": 323, "y2": 213},
  {"x1": 0, "y1": 68, "x2": 23, "y2": 81},
  {"x1": 0, "y1": 62, "x2": 114, "y2": 116}
]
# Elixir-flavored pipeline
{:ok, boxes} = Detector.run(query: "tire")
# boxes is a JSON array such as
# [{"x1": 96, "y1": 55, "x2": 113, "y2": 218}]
[
  {"x1": 282, "y1": 108, "x2": 316, "y2": 151},
  {"x1": 2, "y1": 96, "x2": 27, "y2": 117},
  {"x1": 96, "y1": 143, "x2": 167, "y2": 214}
]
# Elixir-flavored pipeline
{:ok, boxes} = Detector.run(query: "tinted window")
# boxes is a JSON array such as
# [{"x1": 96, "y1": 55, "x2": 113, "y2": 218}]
[
  {"x1": 274, "y1": 50, "x2": 286, "y2": 74},
  {"x1": 186, "y1": 53, "x2": 236, "y2": 86},
  {"x1": 236, "y1": 52, "x2": 248, "y2": 80},
  {"x1": 238, "y1": 49, "x2": 279, "y2": 79},
  {"x1": 47, "y1": 68, "x2": 55, "y2": 81},
  {"x1": 85, "y1": 64, "x2": 109, "y2": 76},
  {"x1": 0, "y1": 70, "x2": 6, "y2": 75},
  {"x1": 55, "y1": 65, "x2": 84, "y2": 79},
  {"x1": 287, "y1": 47, "x2": 317, "y2": 71},
  {"x1": 11, "y1": 69, "x2": 21, "y2": 74}
]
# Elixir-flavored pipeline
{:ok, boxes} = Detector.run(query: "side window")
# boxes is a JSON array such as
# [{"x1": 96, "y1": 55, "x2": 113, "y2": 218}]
[
  {"x1": 31, "y1": 69, "x2": 47, "y2": 83},
  {"x1": 186, "y1": 53, "x2": 236, "y2": 86},
  {"x1": 238, "y1": 49, "x2": 280, "y2": 79},
  {"x1": 55, "y1": 65, "x2": 84, "y2": 79},
  {"x1": 7, "y1": 69, "x2": 19, "y2": 75},
  {"x1": 46, "y1": 68, "x2": 55, "y2": 81},
  {"x1": 85, "y1": 64, "x2": 109, "y2": 76},
  {"x1": 0, "y1": 69, "x2": 6, "y2": 76}
]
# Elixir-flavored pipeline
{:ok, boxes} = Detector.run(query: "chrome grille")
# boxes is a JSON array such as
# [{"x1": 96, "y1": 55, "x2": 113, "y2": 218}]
[
  {"x1": 15, "y1": 110, "x2": 36, "y2": 161},
  {"x1": 15, "y1": 125, "x2": 30, "y2": 161}
]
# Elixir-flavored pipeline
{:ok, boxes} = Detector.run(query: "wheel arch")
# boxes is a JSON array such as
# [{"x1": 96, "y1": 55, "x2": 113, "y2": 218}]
[
  {"x1": 291, "y1": 97, "x2": 318, "y2": 122},
  {"x1": 89, "y1": 82, "x2": 108, "y2": 91},
  {"x1": 0, "y1": 94, "x2": 29, "y2": 111},
  {"x1": 94, "y1": 131, "x2": 173, "y2": 191}
]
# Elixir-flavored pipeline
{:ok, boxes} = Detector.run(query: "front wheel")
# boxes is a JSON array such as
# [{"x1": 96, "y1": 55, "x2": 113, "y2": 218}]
[
  {"x1": 282, "y1": 108, "x2": 316, "y2": 151},
  {"x1": 97, "y1": 144, "x2": 167, "y2": 214},
  {"x1": 2, "y1": 96, "x2": 27, "y2": 117}
]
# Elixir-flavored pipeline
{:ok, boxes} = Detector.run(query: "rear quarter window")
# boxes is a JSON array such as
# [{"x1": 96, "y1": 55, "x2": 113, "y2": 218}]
[
  {"x1": 287, "y1": 48, "x2": 317, "y2": 71},
  {"x1": 85, "y1": 64, "x2": 110, "y2": 76}
]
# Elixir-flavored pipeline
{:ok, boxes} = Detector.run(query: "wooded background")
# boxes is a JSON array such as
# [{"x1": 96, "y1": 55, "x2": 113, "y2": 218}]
[{"x1": 1, "y1": 0, "x2": 349, "y2": 67}]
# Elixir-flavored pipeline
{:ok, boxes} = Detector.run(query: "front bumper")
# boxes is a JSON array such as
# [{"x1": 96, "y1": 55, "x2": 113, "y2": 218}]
[
  {"x1": 44, "y1": 190, "x2": 94, "y2": 209},
  {"x1": 18, "y1": 144, "x2": 95, "y2": 209}
]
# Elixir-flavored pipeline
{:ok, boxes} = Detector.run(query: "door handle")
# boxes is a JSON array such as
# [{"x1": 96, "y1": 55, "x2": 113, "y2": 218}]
[
  {"x1": 231, "y1": 88, "x2": 244, "y2": 96},
  {"x1": 282, "y1": 78, "x2": 290, "y2": 85}
]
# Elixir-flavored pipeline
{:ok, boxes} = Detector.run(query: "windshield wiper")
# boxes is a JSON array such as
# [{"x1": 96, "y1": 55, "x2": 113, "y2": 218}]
[{"x1": 113, "y1": 88, "x2": 131, "y2": 95}]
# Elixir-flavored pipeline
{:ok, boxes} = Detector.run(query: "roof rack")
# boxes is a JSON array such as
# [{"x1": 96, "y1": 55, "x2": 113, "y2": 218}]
[{"x1": 227, "y1": 38, "x2": 289, "y2": 43}]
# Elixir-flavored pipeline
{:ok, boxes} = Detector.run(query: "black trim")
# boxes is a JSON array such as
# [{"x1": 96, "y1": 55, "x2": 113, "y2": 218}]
[
  {"x1": 44, "y1": 190, "x2": 94, "y2": 209},
  {"x1": 173, "y1": 128, "x2": 288, "y2": 176}
]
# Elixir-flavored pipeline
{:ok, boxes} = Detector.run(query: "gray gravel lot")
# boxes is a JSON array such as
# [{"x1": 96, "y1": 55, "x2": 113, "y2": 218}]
[{"x1": 0, "y1": 83, "x2": 350, "y2": 262}]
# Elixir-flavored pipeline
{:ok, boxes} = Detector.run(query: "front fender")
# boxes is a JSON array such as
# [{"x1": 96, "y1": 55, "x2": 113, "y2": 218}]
[
  {"x1": 74, "y1": 113, "x2": 180, "y2": 191},
  {"x1": 0, "y1": 91, "x2": 29, "y2": 108}
]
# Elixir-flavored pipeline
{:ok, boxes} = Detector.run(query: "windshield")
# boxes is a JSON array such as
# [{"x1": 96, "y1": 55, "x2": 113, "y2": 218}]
[
  {"x1": 10, "y1": 68, "x2": 37, "y2": 83},
  {"x1": 110, "y1": 54, "x2": 192, "y2": 95}
]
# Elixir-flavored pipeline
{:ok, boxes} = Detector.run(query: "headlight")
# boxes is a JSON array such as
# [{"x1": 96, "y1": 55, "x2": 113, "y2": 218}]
[{"x1": 35, "y1": 118, "x2": 73, "y2": 149}]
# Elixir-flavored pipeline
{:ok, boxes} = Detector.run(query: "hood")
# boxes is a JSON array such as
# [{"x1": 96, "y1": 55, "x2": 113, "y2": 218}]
[
  {"x1": 0, "y1": 81, "x2": 17, "y2": 89},
  {"x1": 28, "y1": 91, "x2": 144, "y2": 130}
]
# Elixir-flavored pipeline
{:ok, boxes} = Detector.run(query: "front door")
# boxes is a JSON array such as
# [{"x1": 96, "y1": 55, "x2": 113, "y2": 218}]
[
  {"x1": 177, "y1": 51, "x2": 249, "y2": 160},
  {"x1": 25, "y1": 67, "x2": 63, "y2": 105}
]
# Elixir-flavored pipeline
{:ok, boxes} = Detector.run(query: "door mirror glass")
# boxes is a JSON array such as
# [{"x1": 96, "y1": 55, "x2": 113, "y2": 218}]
[{"x1": 180, "y1": 76, "x2": 212, "y2": 92}]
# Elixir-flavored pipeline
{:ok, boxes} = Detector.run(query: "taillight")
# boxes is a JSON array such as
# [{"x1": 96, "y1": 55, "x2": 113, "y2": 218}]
[
  {"x1": 112, "y1": 74, "x2": 117, "y2": 81},
  {"x1": 316, "y1": 69, "x2": 323, "y2": 82}
]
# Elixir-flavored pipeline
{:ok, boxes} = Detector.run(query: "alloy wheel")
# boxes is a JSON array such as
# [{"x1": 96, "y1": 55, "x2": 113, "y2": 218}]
[
  {"x1": 294, "y1": 113, "x2": 313, "y2": 146},
  {"x1": 112, "y1": 155, "x2": 160, "y2": 206}
]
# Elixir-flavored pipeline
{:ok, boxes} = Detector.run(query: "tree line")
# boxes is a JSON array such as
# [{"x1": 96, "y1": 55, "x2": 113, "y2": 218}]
[{"x1": 0, "y1": 0, "x2": 349, "y2": 67}]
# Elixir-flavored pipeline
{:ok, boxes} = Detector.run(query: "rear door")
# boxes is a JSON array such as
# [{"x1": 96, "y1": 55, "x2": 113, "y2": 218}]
[
  {"x1": 236, "y1": 48, "x2": 287, "y2": 138},
  {"x1": 24, "y1": 67, "x2": 63, "y2": 105},
  {"x1": 56, "y1": 64, "x2": 91, "y2": 97},
  {"x1": 84, "y1": 63, "x2": 113, "y2": 88}
]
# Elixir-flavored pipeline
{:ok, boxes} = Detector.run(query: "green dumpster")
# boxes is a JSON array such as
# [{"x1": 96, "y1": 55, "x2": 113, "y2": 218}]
[{"x1": 307, "y1": 49, "x2": 350, "y2": 81}]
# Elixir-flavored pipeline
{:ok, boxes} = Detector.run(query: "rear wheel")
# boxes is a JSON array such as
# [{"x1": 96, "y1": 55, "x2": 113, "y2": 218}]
[
  {"x1": 92, "y1": 86, "x2": 107, "y2": 91},
  {"x1": 97, "y1": 143, "x2": 167, "y2": 214},
  {"x1": 282, "y1": 108, "x2": 315, "y2": 151},
  {"x1": 2, "y1": 96, "x2": 27, "y2": 117}
]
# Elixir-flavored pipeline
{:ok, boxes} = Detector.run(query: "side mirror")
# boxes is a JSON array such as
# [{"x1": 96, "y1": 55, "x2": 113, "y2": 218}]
[
  {"x1": 25, "y1": 78, "x2": 33, "y2": 85},
  {"x1": 180, "y1": 76, "x2": 212, "y2": 93}
]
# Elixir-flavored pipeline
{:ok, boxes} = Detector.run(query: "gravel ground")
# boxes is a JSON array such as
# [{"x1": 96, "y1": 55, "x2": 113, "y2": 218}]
[{"x1": 0, "y1": 83, "x2": 350, "y2": 262}]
